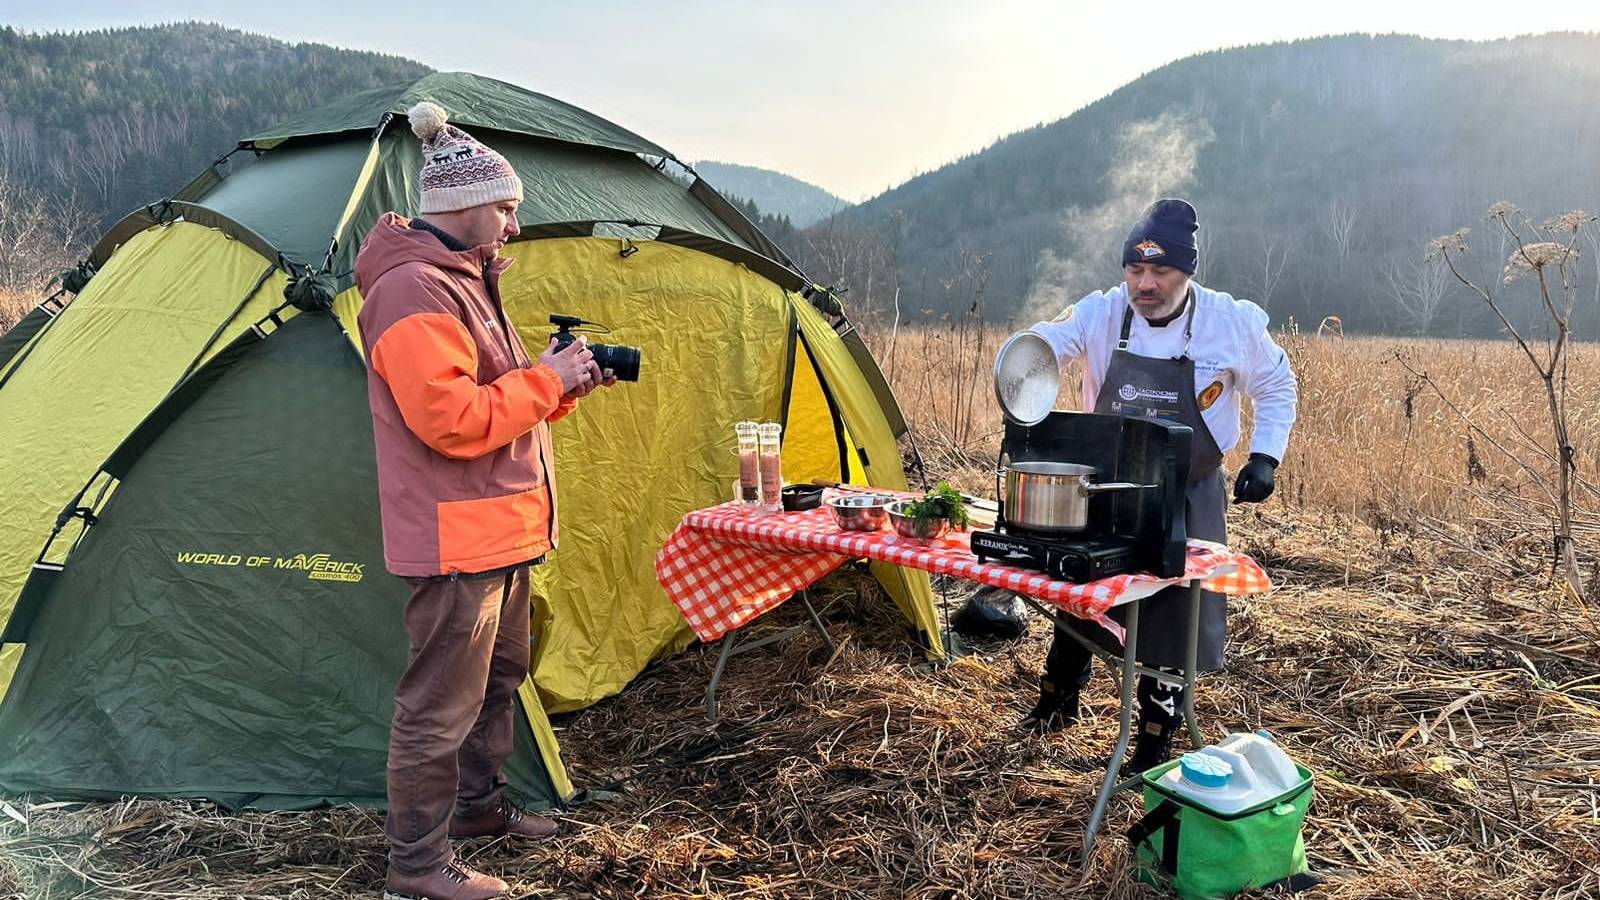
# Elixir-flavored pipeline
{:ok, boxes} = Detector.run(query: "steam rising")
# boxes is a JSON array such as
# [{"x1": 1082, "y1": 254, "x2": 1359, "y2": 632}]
[{"x1": 1022, "y1": 110, "x2": 1216, "y2": 323}]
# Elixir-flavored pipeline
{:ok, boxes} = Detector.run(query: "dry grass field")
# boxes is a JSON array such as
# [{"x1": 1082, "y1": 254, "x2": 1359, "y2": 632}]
[
  {"x1": 0, "y1": 290, "x2": 33, "y2": 336},
  {"x1": 2, "y1": 315, "x2": 1598, "y2": 898},
  {"x1": 871, "y1": 321, "x2": 1600, "y2": 525}
]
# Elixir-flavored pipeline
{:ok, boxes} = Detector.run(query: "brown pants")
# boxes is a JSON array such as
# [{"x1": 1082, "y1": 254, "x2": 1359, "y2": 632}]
[{"x1": 386, "y1": 568, "x2": 530, "y2": 875}]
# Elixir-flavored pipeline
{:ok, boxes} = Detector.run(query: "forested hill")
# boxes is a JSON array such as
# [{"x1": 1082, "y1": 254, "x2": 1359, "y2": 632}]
[
  {"x1": 692, "y1": 160, "x2": 849, "y2": 228},
  {"x1": 802, "y1": 33, "x2": 1600, "y2": 335},
  {"x1": 0, "y1": 22, "x2": 431, "y2": 226}
]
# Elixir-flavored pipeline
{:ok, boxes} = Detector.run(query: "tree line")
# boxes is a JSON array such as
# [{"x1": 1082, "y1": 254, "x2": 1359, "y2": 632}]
[{"x1": 0, "y1": 23, "x2": 429, "y2": 238}]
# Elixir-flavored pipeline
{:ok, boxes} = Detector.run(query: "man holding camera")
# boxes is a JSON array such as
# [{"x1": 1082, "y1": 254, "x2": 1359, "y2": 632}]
[
  {"x1": 1020, "y1": 198, "x2": 1297, "y2": 774},
  {"x1": 355, "y1": 101, "x2": 615, "y2": 900}
]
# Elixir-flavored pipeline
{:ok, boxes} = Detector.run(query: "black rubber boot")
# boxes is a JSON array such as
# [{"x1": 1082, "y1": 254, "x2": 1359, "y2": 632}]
[
  {"x1": 1123, "y1": 673, "x2": 1185, "y2": 775},
  {"x1": 1021, "y1": 626, "x2": 1093, "y2": 733},
  {"x1": 1020, "y1": 675, "x2": 1081, "y2": 733}
]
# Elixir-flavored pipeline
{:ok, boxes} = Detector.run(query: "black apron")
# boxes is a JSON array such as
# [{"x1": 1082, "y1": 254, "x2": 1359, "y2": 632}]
[{"x1": 1075, "y1": 295, "x2": 1229, "y2": 671}]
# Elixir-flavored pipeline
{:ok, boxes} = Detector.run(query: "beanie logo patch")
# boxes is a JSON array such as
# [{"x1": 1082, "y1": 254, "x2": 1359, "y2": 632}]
[{"x1": 1134, "y1": 240, "x2": 1165, "y2": 259}]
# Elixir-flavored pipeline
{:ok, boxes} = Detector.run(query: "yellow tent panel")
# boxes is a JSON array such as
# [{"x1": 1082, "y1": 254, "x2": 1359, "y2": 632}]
[
  {"x1": 783, "y1": 337, "x2": 844, "y2": 484},
  {"x1": 494, "y1": 237, "x2": 792, "y2": 711},
  {"x1": 791, "y1": 299, "x2": 945, "y2": 658}
]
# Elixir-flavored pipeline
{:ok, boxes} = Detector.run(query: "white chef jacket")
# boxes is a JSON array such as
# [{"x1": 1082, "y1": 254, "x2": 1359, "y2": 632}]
[{"x1": 1028, "y1": 281, "x2": 1298, "y2": 462}]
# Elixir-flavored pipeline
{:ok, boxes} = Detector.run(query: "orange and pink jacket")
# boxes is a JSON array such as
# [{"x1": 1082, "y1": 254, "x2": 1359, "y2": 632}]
[{"x1": 355, "y1": 213, "x2": 574, "y2": 577}]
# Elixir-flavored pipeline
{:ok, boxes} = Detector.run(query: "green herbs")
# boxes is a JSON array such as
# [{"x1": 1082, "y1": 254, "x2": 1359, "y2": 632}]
[{"x1": 901, "y1": 482, "x2": 969, "y2": 529}]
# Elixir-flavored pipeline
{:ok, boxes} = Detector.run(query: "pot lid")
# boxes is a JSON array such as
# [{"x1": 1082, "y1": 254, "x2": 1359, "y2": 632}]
[{"x1": 993, "y1": 331, "x2": 1060, "y2": 426}]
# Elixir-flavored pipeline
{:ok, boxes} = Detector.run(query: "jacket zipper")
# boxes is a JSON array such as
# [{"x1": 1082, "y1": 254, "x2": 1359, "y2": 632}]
[{"x1": 485, "y1": 262, "x2": 558, "y2": 545}]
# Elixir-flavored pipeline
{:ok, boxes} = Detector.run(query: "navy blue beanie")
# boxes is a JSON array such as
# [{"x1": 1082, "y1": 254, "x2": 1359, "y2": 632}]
[{"x1": 1122, "y1": 198, "x2": 1198, "y2": 274}]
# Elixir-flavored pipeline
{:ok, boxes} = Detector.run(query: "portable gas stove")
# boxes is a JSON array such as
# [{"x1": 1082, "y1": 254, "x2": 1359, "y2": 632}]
[
  {"x1": 970, "y1": 411, "x2": 1193, "y2": 582},
  {"x1": 969, "y1": 528, "x2": 1139, "y2": 582}
]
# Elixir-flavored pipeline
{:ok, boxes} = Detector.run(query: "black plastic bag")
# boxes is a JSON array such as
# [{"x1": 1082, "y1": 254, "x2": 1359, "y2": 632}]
[{"x1": 953, "y1": 585, "x2": 1031, "y2": 640}]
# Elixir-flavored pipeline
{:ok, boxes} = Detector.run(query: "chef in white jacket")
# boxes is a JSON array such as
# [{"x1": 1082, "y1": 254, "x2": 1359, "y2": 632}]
[{"x1": 1020, "y1": 198, "x2": 1297, "y2": 774}]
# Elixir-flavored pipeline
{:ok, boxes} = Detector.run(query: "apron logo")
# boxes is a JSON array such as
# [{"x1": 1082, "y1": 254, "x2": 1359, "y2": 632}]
[
  {"x1": 1134, "y1": 239, "x2": 1165, "y2": 259},
  {"x1": 1198, "y1": 380, "x2": 1224, "y2": 411},
  {"x1": 1118, "y1": 383, "x2": 1180, "y2": 404}
]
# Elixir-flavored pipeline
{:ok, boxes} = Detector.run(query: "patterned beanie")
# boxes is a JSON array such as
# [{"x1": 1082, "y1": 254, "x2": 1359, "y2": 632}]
[
  {"x1": 1122, "y1": 198, "x2": 1199, "y2": 275},
  {"x1": 407, "y1": 101, "x2": 523, "y2": 214}
]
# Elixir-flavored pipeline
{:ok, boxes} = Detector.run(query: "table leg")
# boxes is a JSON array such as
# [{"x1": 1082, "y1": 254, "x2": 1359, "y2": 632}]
[
  {"x1": 706, "y1": 591, "x2": 833, "y2": 722},
  {"x1": 1082, "y1": 595, "x2": 1140, "y2": 862},
  {"x1": 706, "y1": 626, "x2": 740, "y2": 722},
  {"x1": 798, "y1": 589, "x2": 837, "y2": 654},
  {"x1": 1183, "y1": 579, "x2": 1203, "y2": 749}
]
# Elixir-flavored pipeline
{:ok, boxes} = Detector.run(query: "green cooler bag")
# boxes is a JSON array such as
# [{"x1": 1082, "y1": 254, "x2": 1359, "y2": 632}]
[{"x1": 1126, "y1": 761, "x2": 1313, "y2": 899}]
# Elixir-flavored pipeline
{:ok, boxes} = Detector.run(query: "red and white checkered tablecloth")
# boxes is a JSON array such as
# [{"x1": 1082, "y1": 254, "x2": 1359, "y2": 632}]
[{"x1": 655, "y1": 497, "x2": 1271, "y2": 643}]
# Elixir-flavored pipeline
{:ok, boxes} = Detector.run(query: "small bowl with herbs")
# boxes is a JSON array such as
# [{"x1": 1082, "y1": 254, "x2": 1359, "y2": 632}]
[{"x1": 887, "y1": 483, "x2": 970, "y2": 540}]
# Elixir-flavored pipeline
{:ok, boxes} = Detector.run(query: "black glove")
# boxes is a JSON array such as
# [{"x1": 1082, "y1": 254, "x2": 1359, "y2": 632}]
[{"x1": 1232, "y1": 453, "x2": 1278, "y2": 503}]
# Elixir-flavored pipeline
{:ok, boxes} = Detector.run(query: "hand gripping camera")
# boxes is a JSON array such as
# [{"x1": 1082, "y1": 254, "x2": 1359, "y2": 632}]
[{"x1": 549, "y1": 314, "x2": 642, "y2": 383}]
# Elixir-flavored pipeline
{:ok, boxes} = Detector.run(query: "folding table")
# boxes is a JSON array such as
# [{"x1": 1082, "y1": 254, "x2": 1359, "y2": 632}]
[{"x1": 654, "y1": 497, "x2": 1269, "y2": 856}]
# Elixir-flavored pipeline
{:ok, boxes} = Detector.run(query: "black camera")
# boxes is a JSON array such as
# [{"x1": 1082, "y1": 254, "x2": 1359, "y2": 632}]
[{"x1": 549, "y1": 314, "x2": 641, "y2": 383}]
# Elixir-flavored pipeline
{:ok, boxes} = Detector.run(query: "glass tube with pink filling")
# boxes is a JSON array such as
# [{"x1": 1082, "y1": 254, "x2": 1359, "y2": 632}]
[
  {"x1": 757, "y1": 422, "x2": 783, "y2": 513},
  {"x1": 735, "y1": 421, "x2": 760, "y2": 507}
]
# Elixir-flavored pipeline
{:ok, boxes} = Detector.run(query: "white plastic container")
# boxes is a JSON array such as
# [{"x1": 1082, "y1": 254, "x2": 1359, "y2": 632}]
[
  {"x1": 1214, "y1": 731, "x2": 1301, "y2": 794},
  {"x1": 1155, "y1": 730, "x2": 1301, "y2": 816}
]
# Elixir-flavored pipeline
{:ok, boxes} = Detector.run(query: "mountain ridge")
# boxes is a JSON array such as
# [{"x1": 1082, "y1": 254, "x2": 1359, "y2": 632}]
[
  {"x1": 692, "y1": 160, "x2": 850, "y2": 228},
  {"x1": 799, "y1": 32, "x2": 1600, "y2": 336}
]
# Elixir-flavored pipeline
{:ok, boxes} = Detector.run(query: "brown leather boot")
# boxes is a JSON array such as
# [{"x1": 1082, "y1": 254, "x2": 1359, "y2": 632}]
[
  {"x1": 383, "y1": 859, "x2": 507, "y2": 900},
  {"x1": 450, "y1": 798, "x2": 559, "y2": 841}
]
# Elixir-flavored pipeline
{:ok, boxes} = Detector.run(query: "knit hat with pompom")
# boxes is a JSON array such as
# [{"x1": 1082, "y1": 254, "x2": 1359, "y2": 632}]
[{"x1": 407, "y1": 101, "x2": 523, "y2": 213}]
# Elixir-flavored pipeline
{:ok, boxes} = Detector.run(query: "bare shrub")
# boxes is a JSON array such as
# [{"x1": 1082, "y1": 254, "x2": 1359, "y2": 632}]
[{"x1": 0, "y1": 171, "x2": 97, "y2": 299}]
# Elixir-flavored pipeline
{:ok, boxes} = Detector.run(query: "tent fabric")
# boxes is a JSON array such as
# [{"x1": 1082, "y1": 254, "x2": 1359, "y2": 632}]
[
  {"x1": 837, "y1": 323, "x2": 910, "y2": 440},
  {"x1": 688, "y1": 177, "x2": 797, "y2": 268},
  {"x1": 0, "y1": 313, "x2": 561, "y2": 809},
  {"x1": 793, "y1": 300, "x2": 945, "y2": 657},
  {"x1": 0, "y1": 303, "x2": 58, "y2": 377},
  {"x1": 87, "y1": 202, "x2": 284, "y2": 273},
  {"x1": 492, "y1": 236, "x2": 795, "y2": 711},
  {"x1": 196, "y1": 137, "x2": 376, "y2": 267},
  {"x1": 484, "y1": 235, "x2": 943, "y2": 711},
  {"x1": 0, "y1": 224, "x2": 287, "y2": 698},
  {"x1": 519, "y1": 222, "x2": 812, "y2": 297},
  {"x1": 247, "y1": 71, "x2": 668, "y2": 159},
  {"x1": 784, "y1": 336, "x2": 849, "y2": 484},
  {"x1": 177, "y1": 128, "x2": 752, "y2": 276}
]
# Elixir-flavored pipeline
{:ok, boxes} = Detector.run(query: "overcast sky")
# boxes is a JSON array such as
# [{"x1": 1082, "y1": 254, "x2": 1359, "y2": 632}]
[{"x1": 9, "y1": 2, "x2": 1600, "y2": 200}]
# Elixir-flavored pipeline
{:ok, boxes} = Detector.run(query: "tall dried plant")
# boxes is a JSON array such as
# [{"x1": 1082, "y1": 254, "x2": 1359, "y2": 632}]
[{"x1": 1429, "y1": 204, "x2": 1596, "y2": 599}]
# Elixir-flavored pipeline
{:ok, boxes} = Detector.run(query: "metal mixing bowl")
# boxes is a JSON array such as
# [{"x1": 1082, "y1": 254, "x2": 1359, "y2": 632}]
[
  {"x1": 825, "y1": 494, "x2": 892, "y2": 531},
  {"x1": 887, "y1": 501, "x2": 951, "y2": 539}
]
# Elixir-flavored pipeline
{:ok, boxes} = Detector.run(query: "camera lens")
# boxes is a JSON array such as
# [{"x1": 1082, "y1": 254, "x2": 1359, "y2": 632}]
[{"x1": 592, "y1": 343, "x2": 641, "y2": 382}]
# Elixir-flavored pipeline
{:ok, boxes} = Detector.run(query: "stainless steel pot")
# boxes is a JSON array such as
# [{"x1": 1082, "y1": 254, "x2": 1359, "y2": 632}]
[{"x1": 1000, "y1": 461, "x2": 1153, "y2": 533}]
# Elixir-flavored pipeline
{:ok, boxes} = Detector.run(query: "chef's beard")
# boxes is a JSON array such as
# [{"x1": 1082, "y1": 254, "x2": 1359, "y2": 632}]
[{"x1": 1132, "y1": 287, "x2": 1187, "y2": 319}]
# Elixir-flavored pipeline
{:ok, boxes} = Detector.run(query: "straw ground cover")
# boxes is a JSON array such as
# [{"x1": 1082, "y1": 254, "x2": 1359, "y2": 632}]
[{"x1": 1, "y1": 322, "x2": 1597, "y2": 898}]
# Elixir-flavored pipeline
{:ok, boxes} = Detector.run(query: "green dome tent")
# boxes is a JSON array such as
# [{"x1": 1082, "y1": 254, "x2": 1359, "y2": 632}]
[{"x1": 0, "y1": 71, "x2": 941, "y2": 810}]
